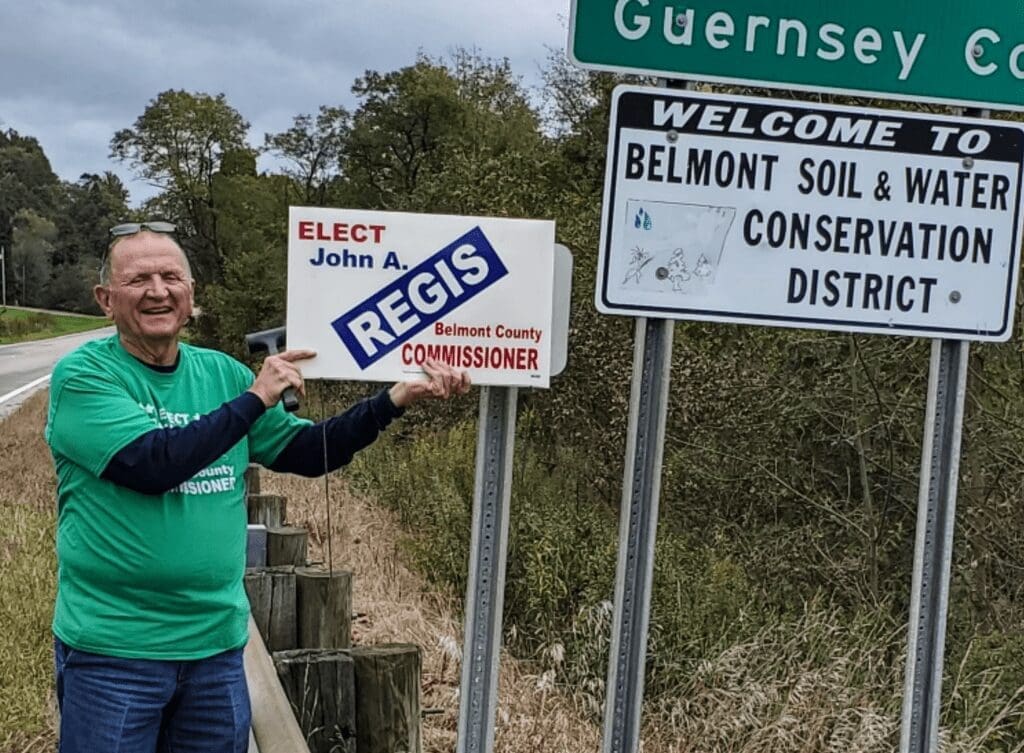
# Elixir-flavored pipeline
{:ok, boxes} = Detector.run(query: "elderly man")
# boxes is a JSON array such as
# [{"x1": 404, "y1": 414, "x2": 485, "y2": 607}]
[{"x1": 46, "y1": 221, "x2": 470, "y2": 752}]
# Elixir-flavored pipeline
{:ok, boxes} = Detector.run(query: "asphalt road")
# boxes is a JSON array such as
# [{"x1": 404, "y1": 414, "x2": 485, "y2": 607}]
[{"x1": 0, "y1": 326, "x2": 115, "y2": 420}]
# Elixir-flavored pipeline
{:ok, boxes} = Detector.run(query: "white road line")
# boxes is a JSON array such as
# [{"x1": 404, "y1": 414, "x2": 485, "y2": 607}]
[{"x1": 0, "y1": 374, "x2": 51, "y2": 406}]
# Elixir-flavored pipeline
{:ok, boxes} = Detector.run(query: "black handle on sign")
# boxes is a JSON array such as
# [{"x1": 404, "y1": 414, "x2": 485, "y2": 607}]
[{"x1": 243, "y1": 326, "x2": 301, "y2": 413}]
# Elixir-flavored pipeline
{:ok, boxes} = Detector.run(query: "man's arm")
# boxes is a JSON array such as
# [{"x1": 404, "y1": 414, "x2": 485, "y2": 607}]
[
  {"x1": 267, "y1": 358, "x2": 470, "y2": 475},
  {"x1": 265, "y1": 389, "x2": 402, "y2": 476},
  {"x1": 103, "y1": 356, "x2": 470, "y2": 493},
  {"x1": 101, "y1": 394, "x2": 267, "y2": 494},
  {"x1": 101, "y1": 349, "x2": 315, "y2": 494}
]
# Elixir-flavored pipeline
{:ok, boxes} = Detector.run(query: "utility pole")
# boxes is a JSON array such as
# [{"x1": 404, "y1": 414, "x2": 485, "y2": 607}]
[{"x1": 0, "y1": 246, "x2": 6, "y2": 307}]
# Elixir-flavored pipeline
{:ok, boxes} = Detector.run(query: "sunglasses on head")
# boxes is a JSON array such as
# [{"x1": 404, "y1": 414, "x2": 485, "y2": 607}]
[{"x1": 109, "y1": 221, "x2": 177, "y2": 238}]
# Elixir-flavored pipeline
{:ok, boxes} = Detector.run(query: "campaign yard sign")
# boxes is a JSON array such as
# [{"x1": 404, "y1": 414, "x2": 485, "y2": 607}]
[
  {"x1": 287, "y1": 208, "x2": 556, "y2": 387},
  {"x1": 596, "y1": 86, "x2": 1024, "y2": 341}
]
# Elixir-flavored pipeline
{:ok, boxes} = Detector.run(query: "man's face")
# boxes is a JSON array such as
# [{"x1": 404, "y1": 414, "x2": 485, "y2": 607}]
[{"x1": 94, "y1": 232, "x2": 194, "y2": 347}]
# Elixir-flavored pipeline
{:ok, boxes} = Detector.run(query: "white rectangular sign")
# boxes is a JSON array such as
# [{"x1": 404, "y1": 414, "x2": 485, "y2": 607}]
[
  {"x1": 287, "y1": 207, "x2": 556, "y2": 387},
  {"x1": 597, "y1": 86, "x2": 1024, "y2": 341}
]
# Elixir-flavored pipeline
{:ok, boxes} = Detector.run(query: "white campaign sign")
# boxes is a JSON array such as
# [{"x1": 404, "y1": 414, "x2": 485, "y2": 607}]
[
  {"x1": 287, "y1": 207, "x2": 556, "y2": 387},
  {"x1": 596, "y1": 86, "x2": 1024, "y2": 341}
]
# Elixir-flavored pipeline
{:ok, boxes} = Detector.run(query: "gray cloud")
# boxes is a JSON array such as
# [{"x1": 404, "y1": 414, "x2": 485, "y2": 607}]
[{"x1": 0, "y1": 0, "x2": 569, "y2": 205}]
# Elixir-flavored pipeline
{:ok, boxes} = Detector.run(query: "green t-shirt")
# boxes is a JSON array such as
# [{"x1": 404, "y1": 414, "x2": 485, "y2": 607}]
[{"x1": 46, "y1": 335, "x2": 310, "y2": 660}]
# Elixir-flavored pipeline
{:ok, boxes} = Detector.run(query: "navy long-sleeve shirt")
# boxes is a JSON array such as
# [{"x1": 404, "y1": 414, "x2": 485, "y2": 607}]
[{"x1": 101, "y1": 388, "x2": 403, "y2": 495}]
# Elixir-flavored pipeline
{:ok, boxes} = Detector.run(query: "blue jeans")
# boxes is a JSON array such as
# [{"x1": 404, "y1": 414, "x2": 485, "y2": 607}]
[{"x1": 54, "y1": 636, "x2": 251, "y2": 753}]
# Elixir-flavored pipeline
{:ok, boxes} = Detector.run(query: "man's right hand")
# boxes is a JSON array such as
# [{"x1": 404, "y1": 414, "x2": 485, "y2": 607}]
[{"x1": 248, "y1": 349, "x2": 317, "y2": 408}]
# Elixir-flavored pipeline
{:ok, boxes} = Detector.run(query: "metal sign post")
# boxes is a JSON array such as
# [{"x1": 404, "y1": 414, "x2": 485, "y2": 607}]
[
  {"x1": 454, "y1": 245, "x2": 572, "y2": 752},
  {"x1": 282, "y1": 208, "x2": 570, "y2": 753},
  {"x1": 900, "y1": 338, "x2": 969, "y2": 753},
  {"x1": 900, "y1": 106, "x2": 984, "y2": 753},
  {"x1": 457, "y1": 385, "x2": 517, "y2": 753},
  {"x1": 602, "y1": 316, "x2": 674, "y2": 753}
]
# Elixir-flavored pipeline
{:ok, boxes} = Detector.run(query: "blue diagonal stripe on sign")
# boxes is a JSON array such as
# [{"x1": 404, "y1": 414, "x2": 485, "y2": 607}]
[{"x1": 332, "y1": 226, "x2": 509, "y2": 369}]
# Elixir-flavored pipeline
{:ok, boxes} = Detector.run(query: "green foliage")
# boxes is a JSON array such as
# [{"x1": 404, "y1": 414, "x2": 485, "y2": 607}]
[
  {"x1": 653, "y1": 328, "x2": 930, "y2": 613},
  {"x1": 0, "y1": 129, "x2": 61, "y2": 305},
  {"x1": 0, "y1": 129, "x2": 60, "y2": 248},
  {"x1": 336, "y1": 51, "x2": 547, "y2": 216},
  {"x1": 345, "y1": 414, "x2": 618, "y2": 652},
  {"x1": 944, "y1": 629, "x2": 1024, "y2": 747},
  {"x1": 196, "y1": 170, "x2": 293, "y2": 355},
  {"x1": 110, "y1": 89, "x2": 250, "y2": 202},
  {"x1": 0, "y1": 131, "x2": 132, "y2": 313},
  {"x1": 346, "y1": 422, "x2": 475, "y2": 586},
  {"x1": 53, "y1": 172, "x2": 129, "y2": 269},
  {"x1": 11, "y1": 209, "x2": 57, "y2": 307},
  {"x1": 110, "y1": 89, "x2": 251, "y2": 284},
  {"x1": 44, "y1": 260, "x2": 102, "y2": 314},
  {"x1": 0, "y1": 307, "x2": 107, "y2": 344},
  {"x1": 264, "y1": 105, "x2": 350, "y2": 206},
  {"x1": 502, "y1": 416, "x2": 620, "y2": 650},
  {"x1": 647, "y1": 603, "x2": 907, "y2": 752}
]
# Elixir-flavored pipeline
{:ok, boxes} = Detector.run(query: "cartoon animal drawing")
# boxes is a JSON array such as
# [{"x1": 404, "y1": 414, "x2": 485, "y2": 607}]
[
  {"x1": 666, "y1": 248, "x2": 691, "y2": 292},
  {"x1": 623, "y1": 246, "x2": 652, "y2": 285},
  {"x1": 694, "y1": 253, "x2": 713, "y2": 278}
]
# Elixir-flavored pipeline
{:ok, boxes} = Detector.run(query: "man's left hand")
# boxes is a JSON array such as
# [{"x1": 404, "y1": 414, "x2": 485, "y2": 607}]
[{"x1": 389, "y1": 358, "x2": 471, "y2": 408}]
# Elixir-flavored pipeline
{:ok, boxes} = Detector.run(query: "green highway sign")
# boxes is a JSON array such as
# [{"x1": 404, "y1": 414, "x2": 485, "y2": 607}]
[{"x1": 569, "y1": 1, "x2": 1024, "y2": 111}]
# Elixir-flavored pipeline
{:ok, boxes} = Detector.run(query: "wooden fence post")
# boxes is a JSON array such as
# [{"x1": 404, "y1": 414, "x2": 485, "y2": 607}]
[
  {"x1": 274, "y1": 649, "x2": 357, "y2": 753},
  {"x1": 268, "y1": 526, "x2": 309, "y2": 568},
  {"x1": 244, "y1": 566, "x2": 297, "y2": 652},
  {"x1": 349, "y1": 644, "x2": 422, "y2": 753},
  {"x1": 244, "y1": 463, "x2": 262, "y2": 495},
  {"x1": 296, "y1": 567, "x2": 353, "y2": 649},
  {"x1": 244, "y1": 616, "x2": 311, "y2": 753},
  {"x1": 248, "y1": 494, "x2": 288, "y2": 528}
]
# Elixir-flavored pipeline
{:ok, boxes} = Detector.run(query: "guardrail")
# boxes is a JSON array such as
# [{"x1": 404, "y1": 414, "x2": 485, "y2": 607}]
[{"x1": 244, "y1": 615, "x2": 311, "y2": 753}]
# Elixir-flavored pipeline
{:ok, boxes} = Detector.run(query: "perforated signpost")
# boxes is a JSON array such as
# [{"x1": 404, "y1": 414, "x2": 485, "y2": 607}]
[
  {"x1": 286, "y1": 207, "x2": 571, "y2": 753},
  {"x1": 571, "y1": 5, "x2": 1024, "y2": 753}
]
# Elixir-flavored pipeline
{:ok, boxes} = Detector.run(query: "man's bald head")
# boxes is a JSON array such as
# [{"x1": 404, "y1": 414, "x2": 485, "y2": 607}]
[{"x1": 100, "y1": 232, "x2": 192, "y2": 286}]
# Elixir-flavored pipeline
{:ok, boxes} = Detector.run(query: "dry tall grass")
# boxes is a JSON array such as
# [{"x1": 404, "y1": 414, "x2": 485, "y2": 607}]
[
  {"x1": 0, "y1": 390, "x2": 57, "y2": 513},
  {"x1": 0, "y1": 390, "x2": 59, "y2": 753},
  {"x1": 263, "y1": 471, "x2": 602, "y2": 752}
]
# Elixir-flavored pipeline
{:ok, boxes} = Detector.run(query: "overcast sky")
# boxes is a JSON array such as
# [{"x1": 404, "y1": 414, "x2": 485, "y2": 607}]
[{"x1": 1, "y1": 0, "x2": 572, "y2": 206}]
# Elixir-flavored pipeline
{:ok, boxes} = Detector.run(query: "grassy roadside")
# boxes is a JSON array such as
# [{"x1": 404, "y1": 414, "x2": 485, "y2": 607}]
[
  {"x1": 7, "y1": 388, "x2": 1021, "y2": 751},
  {"x1": 0, "y1": 307, "x2": 107, "y2": 345},
  {"x1": 0, "y1": 391, "x2": 58, "y2": 753},
  {"x1": 342, "y1": 423, "x2": 1024, "y2": 752}
]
